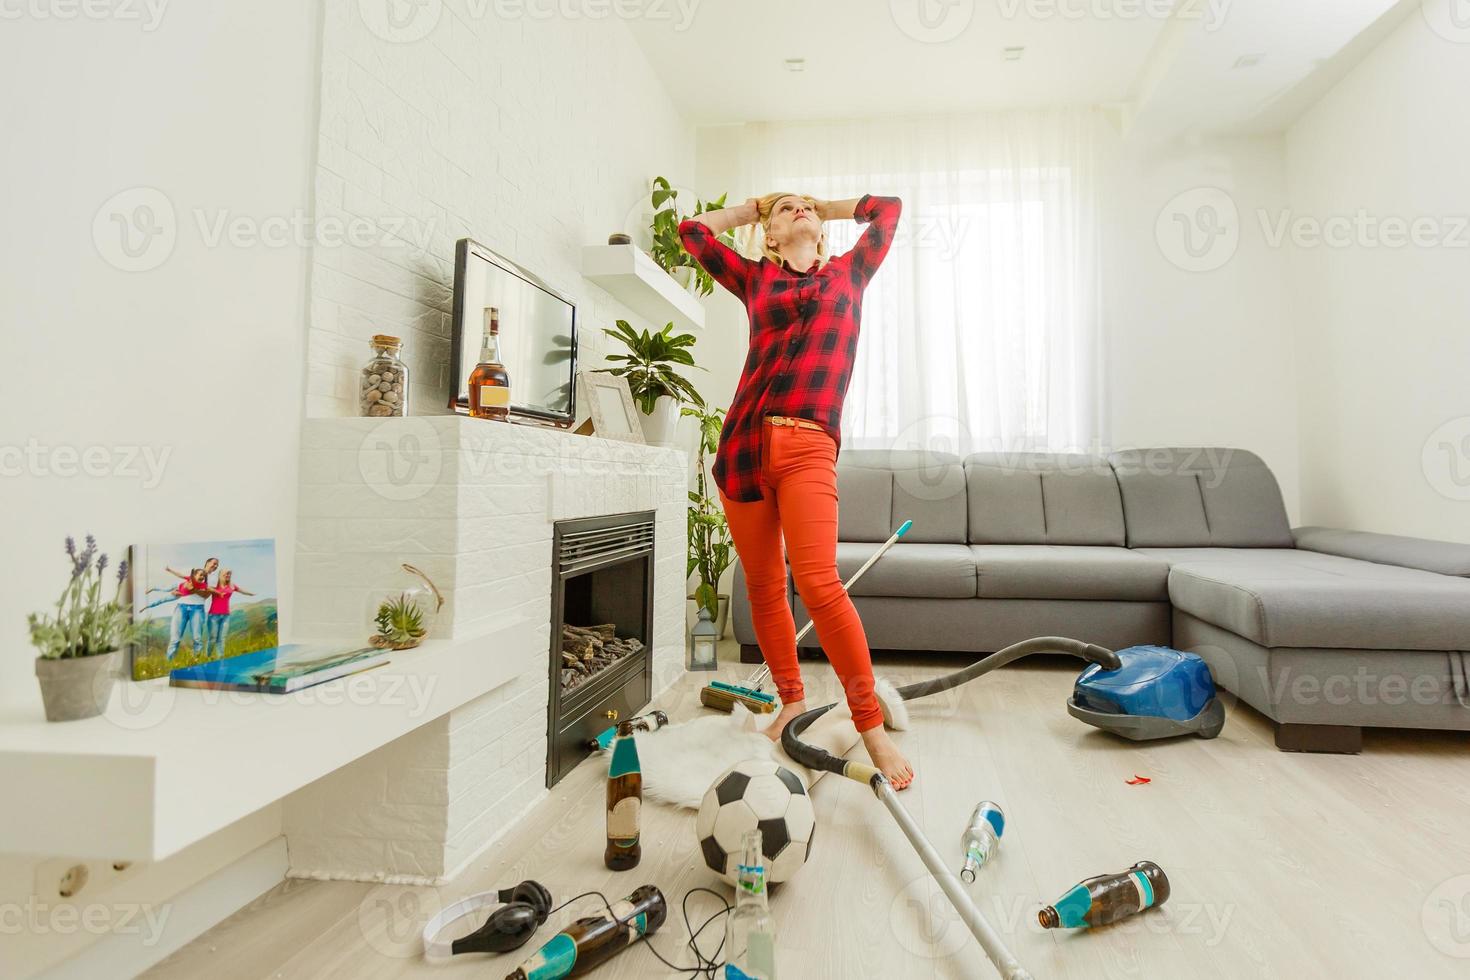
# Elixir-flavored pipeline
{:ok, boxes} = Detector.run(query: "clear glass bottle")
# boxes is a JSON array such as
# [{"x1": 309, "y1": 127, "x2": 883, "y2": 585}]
[
  {"x1": 360, "y1": 334, "x2": 409, "y2": 417},
  {"x1": 468, "y1": 307, "x2": 511, "y2": 420},
  {"x1": 723, "y1": 829, "x2": 777, "y2": 979},
  {"x1": 960, "y1": 801, "x2": 1005, "y2": 883}
]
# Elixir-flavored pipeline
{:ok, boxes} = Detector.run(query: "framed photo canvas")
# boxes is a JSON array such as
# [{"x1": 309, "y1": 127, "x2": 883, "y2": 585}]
[
  {"x1": 575, "y1": 372, "x2": 645, "y2": 443},
  {"x1": 129, "y1": 538, "x2": 279, "y2": 680}
]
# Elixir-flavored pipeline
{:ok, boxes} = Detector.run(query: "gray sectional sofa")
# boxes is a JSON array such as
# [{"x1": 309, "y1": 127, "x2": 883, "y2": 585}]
[{"x1": 731, "y1": 448, "x2": 1470, "y2": 752}]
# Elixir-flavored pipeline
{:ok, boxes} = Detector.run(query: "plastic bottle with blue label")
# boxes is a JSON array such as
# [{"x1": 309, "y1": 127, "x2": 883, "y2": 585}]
[
  {"x1": 959, "y1": 802, "x2": 1005, "y2": 883},
  {"x1": 1038, "y1": 861, "x2": 1171, "y2": 929}
]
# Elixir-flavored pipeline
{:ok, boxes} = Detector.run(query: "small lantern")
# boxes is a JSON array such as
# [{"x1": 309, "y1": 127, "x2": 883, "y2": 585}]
[{"x1": 689, "y1": 604, "x2": 719, "y2": 671}]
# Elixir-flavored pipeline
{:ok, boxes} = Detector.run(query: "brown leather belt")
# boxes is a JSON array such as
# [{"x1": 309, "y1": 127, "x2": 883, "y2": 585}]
[{"x1": 764, "y1": 415, "x2": 824, "y2": 432}]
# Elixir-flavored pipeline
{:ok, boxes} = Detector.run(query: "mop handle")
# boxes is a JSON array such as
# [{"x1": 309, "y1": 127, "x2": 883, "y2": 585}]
[
  {"x1": 745, "y1": 519, "x2": 913, "y2": 692},
  {"x1": 777, "y1": 636, "x2": 1122, "y2": 980},
  {"x1": 873, "y1": 777, "x2": 1033, "y2": 979}
]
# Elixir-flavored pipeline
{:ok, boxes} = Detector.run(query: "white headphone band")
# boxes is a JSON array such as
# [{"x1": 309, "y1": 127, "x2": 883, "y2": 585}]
[{"x1": 421, "y1": 891, "x2": 506, "y2": 963}]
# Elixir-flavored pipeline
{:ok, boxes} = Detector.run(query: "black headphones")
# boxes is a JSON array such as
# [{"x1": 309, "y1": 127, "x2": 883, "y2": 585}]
[{"x1": 420, "y1": 880, "x2": 554, "y2": 961}]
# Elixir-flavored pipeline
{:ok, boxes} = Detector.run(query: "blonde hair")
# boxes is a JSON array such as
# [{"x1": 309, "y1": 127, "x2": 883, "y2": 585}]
[{"x1": 753, "y1": 192, "x2": 829, "y2": 269}]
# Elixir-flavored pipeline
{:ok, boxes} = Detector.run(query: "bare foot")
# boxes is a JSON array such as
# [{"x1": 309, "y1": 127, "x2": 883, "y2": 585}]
[
  {"x1": 861, "y1": 727, "x2": 915, "y2": 790},
  {"x1": 762, "y1": 700, "x2": 808, "y2": 742}
]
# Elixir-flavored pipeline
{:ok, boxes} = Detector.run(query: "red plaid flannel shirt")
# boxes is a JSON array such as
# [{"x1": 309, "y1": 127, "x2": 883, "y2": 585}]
[{"x1": 679, "y1": 194, "x2": 901, "y2": 503}]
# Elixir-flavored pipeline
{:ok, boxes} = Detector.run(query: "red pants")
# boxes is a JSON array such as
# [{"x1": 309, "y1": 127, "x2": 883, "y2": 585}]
[{"x1": 719, "y1": 422, "x2": 882, "y2": 733}]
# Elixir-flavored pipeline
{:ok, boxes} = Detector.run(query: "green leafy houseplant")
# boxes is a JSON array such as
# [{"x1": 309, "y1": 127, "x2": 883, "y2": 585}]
[
  {"x1": 598, "y1": 319, "x2": 705, "y2": 415},
  {"x1": 683, "y1": 404, "x2": 734, "y2": 618},
  {"x1": 372, "y1": 593, "x2": 428, "y2": 650},
  {"x1": 29, "y1": 535, "x2": 141, "y2": 660},
  {"x1": 648, "y1": 176, "x2": 732, "y2": 298}
]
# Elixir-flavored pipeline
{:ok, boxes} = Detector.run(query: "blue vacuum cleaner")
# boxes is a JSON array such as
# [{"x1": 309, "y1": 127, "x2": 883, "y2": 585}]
[{"x1": 1067, "y1": 645, "x2": 1225, "y2": 740}]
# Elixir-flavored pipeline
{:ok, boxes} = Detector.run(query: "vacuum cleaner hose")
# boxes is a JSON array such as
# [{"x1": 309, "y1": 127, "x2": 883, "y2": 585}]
[{"x1": 781, "y1": 636, "x2": 1120, "y2": 778}]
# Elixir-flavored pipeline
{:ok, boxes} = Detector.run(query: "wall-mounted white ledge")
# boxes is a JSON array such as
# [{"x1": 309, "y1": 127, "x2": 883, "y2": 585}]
[
  {"x1": 0, "y1": 616, "x2": 538, "y2": 862},
  {"x1": 582, "y1": 244, "x2": 706, "y2": 333}
]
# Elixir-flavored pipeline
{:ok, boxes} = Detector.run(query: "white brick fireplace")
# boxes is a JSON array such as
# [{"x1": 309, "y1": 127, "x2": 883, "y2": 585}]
[{"x1": 285, "y1": 416, "x2": 687, "y2": 883}]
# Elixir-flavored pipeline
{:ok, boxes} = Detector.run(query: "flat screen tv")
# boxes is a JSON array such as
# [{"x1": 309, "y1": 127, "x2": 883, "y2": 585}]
[{"x1": 449, "y1": 238, "x2": 577, "y2": 425}]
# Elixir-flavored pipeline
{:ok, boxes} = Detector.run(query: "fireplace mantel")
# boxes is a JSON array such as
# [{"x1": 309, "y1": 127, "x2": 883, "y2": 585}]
[{"x1": 287, "y1": 416, "x2": 688, "y2": 883}]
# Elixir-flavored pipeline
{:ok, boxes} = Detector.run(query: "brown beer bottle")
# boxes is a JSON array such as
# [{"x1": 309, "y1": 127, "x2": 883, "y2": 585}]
[
  {"x1": 504, "y1": 884, "x2": 667, "y2": 980},
  {"x1": 1038, "y1": 860, "x2": 1170, "y2": 929},
  {"x1": 603, "y1": 720, "x2": 642, "y2": 870}
]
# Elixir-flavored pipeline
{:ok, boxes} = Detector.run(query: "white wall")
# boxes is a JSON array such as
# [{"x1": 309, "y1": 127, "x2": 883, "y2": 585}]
[
  {"x1": 304, "y1": 0, "x2": 695, "y2": 417},
  {"x1": 1285, "y1": 1, "x2": 1470, "y2": 542},
  {"x1": 1102, "y1": 131, "x2": 1301, "y2": 516},
  {"x1": 0, "y1": 2, "x2": 321, "y2": 975},
  {"x1": 690, "y1": 125, "x2": 749, "y2": 420}
]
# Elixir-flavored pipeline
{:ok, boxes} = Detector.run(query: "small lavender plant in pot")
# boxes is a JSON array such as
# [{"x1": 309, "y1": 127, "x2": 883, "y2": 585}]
[{"x1": 28, "y1": 536, "x2": 141, "y2": 722}]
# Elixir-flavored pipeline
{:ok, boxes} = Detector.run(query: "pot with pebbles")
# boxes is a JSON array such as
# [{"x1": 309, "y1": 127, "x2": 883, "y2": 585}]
[
  {"x1": 360, "y1": 334, "x2": 409, "y2": 417},
  {"x1": 28, "y1": 535, "x2": 143, "y2": 722}
]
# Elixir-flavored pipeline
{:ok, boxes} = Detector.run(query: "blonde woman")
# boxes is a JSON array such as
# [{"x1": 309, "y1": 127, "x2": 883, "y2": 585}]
[{"x1": 679, "y1": 192, "x2": 914, "y2": 789}]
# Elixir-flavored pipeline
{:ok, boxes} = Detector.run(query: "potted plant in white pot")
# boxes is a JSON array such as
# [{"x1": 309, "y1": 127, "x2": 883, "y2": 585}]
[
  {"x1": 648, "y1": 176, "x2": 730, "y2": 297},
  {"x1": 28, "y1": 535, "x2": 142, "y2": 722},
  {"x1": 599, "y1": 319, "x2": 704, "y2": 447},
  {"x1": 684, "y1": 404, "x2": 735, "y2": 637}
]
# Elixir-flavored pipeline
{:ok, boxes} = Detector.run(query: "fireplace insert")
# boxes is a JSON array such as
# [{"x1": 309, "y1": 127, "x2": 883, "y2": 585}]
[{"x1": 546, "y1": 511, "x2": 655, "y2": 787}]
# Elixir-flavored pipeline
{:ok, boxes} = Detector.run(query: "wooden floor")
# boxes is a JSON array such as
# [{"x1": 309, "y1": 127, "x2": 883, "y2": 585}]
[{"x1": 147, "y1": 640, "x2": 1470, "y2": 980}]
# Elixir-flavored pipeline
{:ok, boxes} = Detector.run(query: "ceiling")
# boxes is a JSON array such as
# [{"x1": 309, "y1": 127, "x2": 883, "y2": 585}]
[{"x1": 624, "y1": 0, "x2": 1411, "y2": 135}]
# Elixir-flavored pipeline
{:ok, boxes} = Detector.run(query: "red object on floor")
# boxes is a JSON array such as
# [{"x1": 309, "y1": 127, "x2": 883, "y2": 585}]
[{"x1": 1126, "y1": 775, "x2": 1152, "y2": 785}]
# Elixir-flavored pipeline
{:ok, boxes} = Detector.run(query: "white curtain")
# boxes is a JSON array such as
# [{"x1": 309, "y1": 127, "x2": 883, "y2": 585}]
[{"x1": 737, "y1": 109, "x2": 1107, "y2": 457}]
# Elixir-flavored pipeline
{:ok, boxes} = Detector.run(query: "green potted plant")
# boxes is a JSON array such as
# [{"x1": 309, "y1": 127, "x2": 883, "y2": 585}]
[
  {"x1": 28, "y1": 535, "x2": 143, "y2": 722},
  {"x1": 599, "y1": 319, "x2": 704, "y2": 446},
  {"x1": 648, "y1": 177, "x2": 731, "y2": 297},
  {"x1": 684, "y1": 404, "x2": 735, "y2": 638}
]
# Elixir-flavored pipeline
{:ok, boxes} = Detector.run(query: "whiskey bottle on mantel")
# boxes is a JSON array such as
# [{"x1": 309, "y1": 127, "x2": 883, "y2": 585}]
[
  {"x1": 468, "y1": 306, "x2": 511, "y2": 420},
  {"x1": 604, "y1": 720, "x2": 642, "y2": 871}
]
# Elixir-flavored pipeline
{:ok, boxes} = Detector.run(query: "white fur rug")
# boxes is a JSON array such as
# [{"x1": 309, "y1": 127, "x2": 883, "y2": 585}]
[{"x1": 605, "y1": 677, "x2": 909, "y2": 809}]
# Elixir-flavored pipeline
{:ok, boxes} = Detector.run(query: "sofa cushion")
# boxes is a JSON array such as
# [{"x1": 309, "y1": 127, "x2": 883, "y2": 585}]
[
  {"x1": 835, "y1": 453, "x2": 893, "y2": 542},
  {"x1": 1293, "y1": 526, "x2": 1470, "y2": 578},
  {"x1": 1109, "y1": 448, "x2": 1293, "y2": 549},
  {"x1": 835, "y1": 542, "x2": 977, "y2": 599},
  {"x1": 1166, "y1": 552, "x2": 1470, "y2": 650},
  {"x1": 887, "y1": 451, "x2": 968, "y2": 544},
  {"x1": 971, "y1": 546, "x2": 1170, "y2": 601},
  {"x1": 964, "y1": 454, "x2": 1125, "y2": 546}
]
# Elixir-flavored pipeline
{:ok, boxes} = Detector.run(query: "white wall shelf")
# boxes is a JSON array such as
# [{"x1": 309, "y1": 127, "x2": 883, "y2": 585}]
[
  {"x1": 0, "y1": 616, "x2": 538, "y2": 862},
  {"x1": 582, "y1": 244, "x2": 706, "y2": 333}
]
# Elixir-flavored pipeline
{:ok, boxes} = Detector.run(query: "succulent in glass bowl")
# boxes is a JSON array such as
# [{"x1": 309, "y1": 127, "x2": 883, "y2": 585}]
[{"x1": 369, "y1": 564, "x2": 444, "y2": 651}]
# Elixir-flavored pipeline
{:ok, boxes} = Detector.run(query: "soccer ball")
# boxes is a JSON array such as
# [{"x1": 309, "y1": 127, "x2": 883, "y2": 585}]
[{"x1": 696, "y1": 759, "x2": 816, "y2": 885}]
